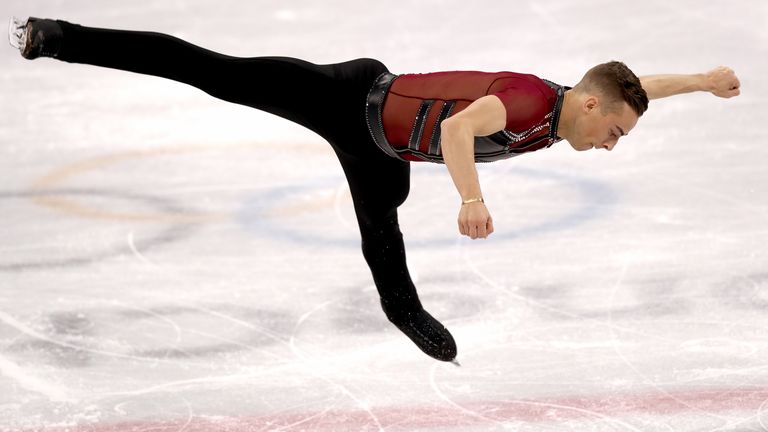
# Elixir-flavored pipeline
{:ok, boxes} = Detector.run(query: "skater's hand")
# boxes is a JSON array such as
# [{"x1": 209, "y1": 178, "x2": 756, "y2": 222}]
[
  {"x1": 705, "y1": 66, "x2": 740, "y2": 98},
  {"x1": 458, "y1": 202, "x2": 494, "y2": 239}
]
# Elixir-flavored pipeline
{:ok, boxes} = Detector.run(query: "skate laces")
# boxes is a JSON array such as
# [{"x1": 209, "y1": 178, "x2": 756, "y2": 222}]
[{"x1": 8, "y1": 16, "x2": 28, "y2": 51}]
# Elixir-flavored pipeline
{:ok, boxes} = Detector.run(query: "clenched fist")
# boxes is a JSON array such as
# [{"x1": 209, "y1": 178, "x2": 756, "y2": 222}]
[
  {"x1": 458, "y1": 201, "x2": 494, "y2": 239},
  {"x1": 706, "y1": 66, "x2": 740, "y2": 98}
]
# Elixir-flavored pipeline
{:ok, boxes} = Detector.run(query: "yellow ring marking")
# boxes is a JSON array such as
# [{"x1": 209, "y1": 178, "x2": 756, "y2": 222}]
[{"x1": 28, "y1": 142, "x2": 343, "y2": 223}]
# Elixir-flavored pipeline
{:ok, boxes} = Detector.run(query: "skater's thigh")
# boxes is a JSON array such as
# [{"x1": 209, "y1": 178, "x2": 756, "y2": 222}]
[{"x1": 238, "y1": 56, "x2": 387, "y2": 143}]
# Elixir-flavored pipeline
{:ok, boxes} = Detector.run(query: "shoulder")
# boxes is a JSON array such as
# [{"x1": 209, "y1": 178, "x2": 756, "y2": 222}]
[
  {"x1": 489, "y1": 74, "x2": 555, "y2": 131},
  {"x1": 489, "y1": 73, "x2": 553, "y2": 97}
]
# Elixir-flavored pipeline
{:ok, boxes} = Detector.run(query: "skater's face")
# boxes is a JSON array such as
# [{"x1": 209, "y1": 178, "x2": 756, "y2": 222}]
[{"x1": 568, "y1": 96, "x2": 638, "y2": 152}]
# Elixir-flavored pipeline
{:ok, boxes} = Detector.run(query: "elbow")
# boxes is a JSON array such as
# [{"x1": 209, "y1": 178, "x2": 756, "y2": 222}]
[
  {"x1": 440, "y1": 119, "x2": 474, "y2": 155},
  {"x1": 440, "y1": 118, "x2": 457, "y2": 133},
  {"x1": 440, "y1": 118, "x2": 471, "y2": 137},
  {"x1": 440, "y1": 120, "x2": 465, "y2": 148}
]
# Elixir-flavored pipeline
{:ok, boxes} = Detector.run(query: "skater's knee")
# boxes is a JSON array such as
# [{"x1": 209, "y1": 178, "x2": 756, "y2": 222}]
[{"x1": 359, "y1": 217, "x2": 401, "y2": 258}]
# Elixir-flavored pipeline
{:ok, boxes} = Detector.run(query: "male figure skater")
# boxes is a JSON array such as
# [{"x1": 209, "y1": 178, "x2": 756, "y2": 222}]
[{"x1": 10, "y1": 17, "x2": 741, "y2": 363}]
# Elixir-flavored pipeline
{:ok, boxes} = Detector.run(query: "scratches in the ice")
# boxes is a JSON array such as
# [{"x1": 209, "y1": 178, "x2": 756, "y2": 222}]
[
  {"x1": 0, "y1": 351, "x2": 73, "y2": 402},
  {"x1": 185, "y1": 299, "x2": 385, "y2": 430},
  {"x1": 177, "y1": 397, "x2": 193, "y2": 432},
  {"x1": 0, "y1": 308, "x2": 137, "y2": 362},
  {"x1": 703, "y1": 391, "x2": 768, "y2": 432},
  {"x1": 123, "y1": 300, "x2": 183, "y2": 347},
  {"x1": 428, "y1": 362, "x2": 513, "y2": 429},
  {"x1": 459, "y1": 240, "x2": 673, "y2": 343},
  {"x1": 113, "y1": 402, "x2": 128, "y2": 415},
  {"x1": 455, "y1": 239, "x2": 668, "y2": 430},
  {"x1": 706, "y1": 394, "x2": 768, "y2": 432},
  {"x1": 127, "y1": 231, "x2": 155, "y2": 266},
  {"x1": 193, "y1": 304, "x2": 290, "y2": 347},
  {"x1": 0, "y1": 304, "x2": 207, "y2": 368},
  {"x1": 99, "y1": 367, "x2": 295, "y2": 398},
  {"x1": 186, "y1": 304, "x2": 289, "y2": 361},
  {"x1": 758, "y1": 396, "x2": 768, "y2": 431},
  {"x1": 456, "y1": 245, "x2": 768, "y2": 430},
  {"x1": 429, "y1": 362, "x2": 645, "y2": 431},
  {"x1": 289, "y1": 301, "x2": 385, "y2": 432},
  {"x1": 295, "y1": 301, "x2": 333, "y2": 329},
  {"x1": 605, "y1": 262, "x2": 743, "y2": 426},
  {"x1": 261, "y1": 405, "x2": 334, "y2": 432},
  {"x1": 604, "y1": 261, "x2": 681, "y2": 431}
]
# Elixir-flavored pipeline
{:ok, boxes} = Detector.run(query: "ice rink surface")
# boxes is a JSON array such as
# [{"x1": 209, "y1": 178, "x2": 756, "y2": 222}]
[{"x1": 1, "y1": 0, "x2": 767, "y2": 430}]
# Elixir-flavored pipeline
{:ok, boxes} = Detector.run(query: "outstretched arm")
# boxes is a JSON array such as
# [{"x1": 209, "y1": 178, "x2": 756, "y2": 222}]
[{"x1": 639, "y1": 66, "x2": 741, "y2": 100}]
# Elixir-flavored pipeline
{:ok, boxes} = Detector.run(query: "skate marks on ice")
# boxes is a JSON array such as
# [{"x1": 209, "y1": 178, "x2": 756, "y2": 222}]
[
  {"x1": 0, "y1": 143, "x2": 330, "y2": 272},
  {"x1": 0, "y1": 189, "x2": 199, "y2": 272}
]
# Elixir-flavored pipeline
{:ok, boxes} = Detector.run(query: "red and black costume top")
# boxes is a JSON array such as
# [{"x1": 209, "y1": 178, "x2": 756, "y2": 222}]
[{"x1": 365, "y1": 70, "x2": 570, "y2": 163}]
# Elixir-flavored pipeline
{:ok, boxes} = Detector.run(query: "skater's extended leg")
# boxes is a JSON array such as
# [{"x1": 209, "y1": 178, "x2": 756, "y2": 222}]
[
  {"x1": 13, "y1": 18, "x2": 385, "y2": 139},
  {"x1": 56, "y1": 20, "x2": 337, "y2": 134},
  {"x1": 335, "y1": 150, "x2": 457, "y2": 362}
]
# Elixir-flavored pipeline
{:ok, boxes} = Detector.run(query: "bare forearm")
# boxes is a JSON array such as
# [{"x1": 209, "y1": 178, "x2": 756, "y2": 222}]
[
  {"x1": 440, "y1": 123, "x2": 482, "y2": 201},
  {"x1": 438, "y1": 96, "x2": 501, "y2": 240},
  {"x1": 639, "y1": 73, "x2": 711, "y2": 100}
]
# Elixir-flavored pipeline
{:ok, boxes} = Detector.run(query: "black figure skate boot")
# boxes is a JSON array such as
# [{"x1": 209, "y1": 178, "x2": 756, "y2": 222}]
[
  {"x1": 8, "y1": 16, "x2": 63, "y2": 59},
  {"x1": 381, "y1": 299, "x2": 458, "y2": 363}
]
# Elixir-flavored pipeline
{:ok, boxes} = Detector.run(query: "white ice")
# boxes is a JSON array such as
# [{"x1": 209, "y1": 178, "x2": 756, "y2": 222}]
[{"x1": 1, "y1": 0, "x2": 767, "y2": 431}]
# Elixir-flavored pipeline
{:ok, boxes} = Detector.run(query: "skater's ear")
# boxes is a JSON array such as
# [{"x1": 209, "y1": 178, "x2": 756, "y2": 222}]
[{"x1": 584, "y1": 95, "x2": 599, "y2": 114}]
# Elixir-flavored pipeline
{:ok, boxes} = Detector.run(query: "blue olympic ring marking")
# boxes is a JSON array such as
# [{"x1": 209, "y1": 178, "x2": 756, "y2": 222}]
[{"x1": 236, "y1": 164, "x2": 618, "y2": 249}]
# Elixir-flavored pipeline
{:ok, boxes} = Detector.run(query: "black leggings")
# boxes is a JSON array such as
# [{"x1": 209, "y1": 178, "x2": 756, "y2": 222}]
[{"x1": 54, "y1": 21, "x2": 424, "y2": 317}]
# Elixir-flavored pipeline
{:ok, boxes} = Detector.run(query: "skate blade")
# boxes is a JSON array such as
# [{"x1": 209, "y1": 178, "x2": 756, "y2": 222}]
[
  {"x1": 450, "y1": 359, "x2": 461, "y2": 367},
  {"x1": 8, "y1": 16, "x2": 27, "y2": 50}
]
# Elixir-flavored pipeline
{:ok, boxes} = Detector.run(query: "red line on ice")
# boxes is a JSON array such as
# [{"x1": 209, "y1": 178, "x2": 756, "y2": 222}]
[{"x1": 22, "y1": 386, "x2": 768, "y2": 431}]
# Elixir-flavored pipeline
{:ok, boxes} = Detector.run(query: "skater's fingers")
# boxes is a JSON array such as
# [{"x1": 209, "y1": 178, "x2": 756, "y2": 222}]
[
  {"x1": 469, "y1": 224, "x2": 478, "y2": 239},
  {"x1": 477, "y1": 225, "x2": 487, "y2": 239}
]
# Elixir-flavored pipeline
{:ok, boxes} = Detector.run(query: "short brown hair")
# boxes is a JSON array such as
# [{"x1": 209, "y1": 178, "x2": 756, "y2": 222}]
[{"x1": 573, "y1": 61, "x2": 648, "y2": 117}]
